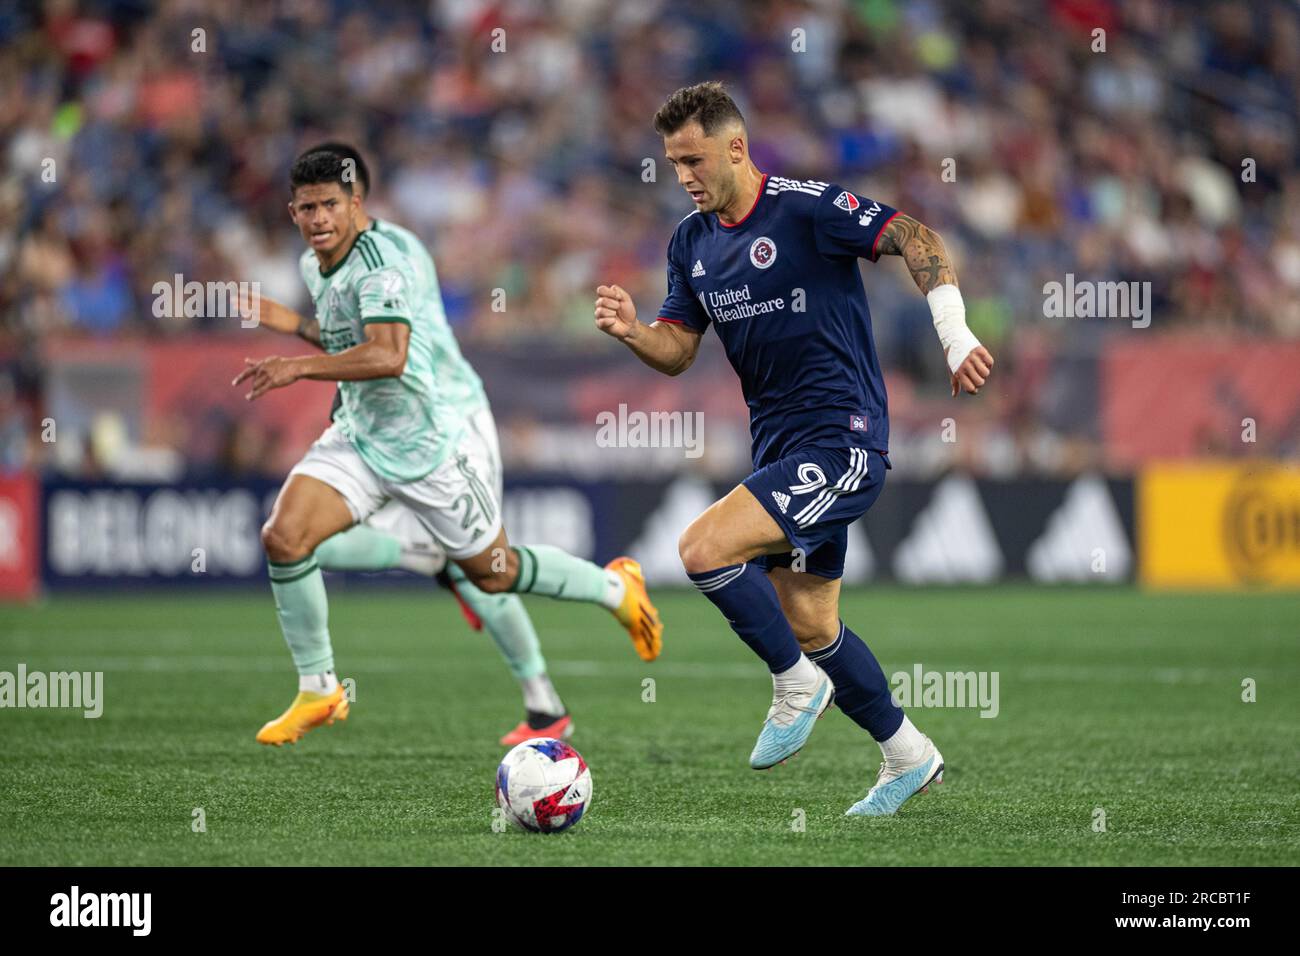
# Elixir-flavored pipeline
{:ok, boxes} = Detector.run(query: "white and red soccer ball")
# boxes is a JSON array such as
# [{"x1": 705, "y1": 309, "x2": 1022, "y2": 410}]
[{"x1": 495, "y1": 737, "x2": 592, "y2": 833}]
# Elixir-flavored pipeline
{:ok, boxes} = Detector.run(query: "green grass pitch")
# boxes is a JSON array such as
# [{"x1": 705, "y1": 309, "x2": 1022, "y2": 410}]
[{"x1": 1, "y1": 586, "x2": 1296, "y2": 866}]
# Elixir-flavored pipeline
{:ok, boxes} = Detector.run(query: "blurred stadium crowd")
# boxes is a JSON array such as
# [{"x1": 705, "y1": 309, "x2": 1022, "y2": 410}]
[{"x1": 1, "y1": 0, "x2": 1298, "y2": 477}]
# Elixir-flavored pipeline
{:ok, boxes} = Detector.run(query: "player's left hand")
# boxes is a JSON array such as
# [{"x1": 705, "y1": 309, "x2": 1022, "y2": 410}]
[
  {"x1": 233, "y1": 356, "x2": 300, "y2": 401},
  {"x1": 950, "y1": 345, "x2": 994, "y2": 397}
]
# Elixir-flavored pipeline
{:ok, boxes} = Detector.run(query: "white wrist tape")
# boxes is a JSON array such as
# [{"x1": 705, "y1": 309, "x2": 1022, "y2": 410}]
[{"x1": 927, "y1": 284, "x2": 981, "y2": 374}]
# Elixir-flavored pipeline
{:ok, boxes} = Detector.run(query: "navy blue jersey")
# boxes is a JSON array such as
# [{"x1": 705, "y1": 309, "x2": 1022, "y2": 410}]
[{"x1": 657, "y1": 175, "x2": 899, "y2": 468}]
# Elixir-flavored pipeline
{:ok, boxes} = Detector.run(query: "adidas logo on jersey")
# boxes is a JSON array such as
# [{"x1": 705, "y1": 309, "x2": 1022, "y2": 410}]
[
  {"x1": 691, "y1": 259, "x2": 706, "y2": 277},
  {"x1": 771, "y1": 491, "x2": 791, "y2": 514}
]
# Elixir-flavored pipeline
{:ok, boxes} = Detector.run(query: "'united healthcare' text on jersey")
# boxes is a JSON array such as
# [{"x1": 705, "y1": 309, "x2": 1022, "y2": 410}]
[
  {"x1": 299, "y1": 227, "x2": 484, "y2": 483},
  {"x1": 656, "y1": 175, "x2": 898, "y2": 469}
]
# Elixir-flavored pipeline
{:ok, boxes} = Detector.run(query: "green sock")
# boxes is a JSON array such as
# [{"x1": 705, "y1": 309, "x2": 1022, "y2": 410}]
[
  {"x1": 509, "y1": 545, "x2": 619, "y2": 608},
  {"x1": 314, "y1": 525, "x2": 401, "y2": 571},
  {"x1": 268, "y1": 557, "x2": 335, "y2": 675},
  {"x1": 447, "y1": 565, "x2": 547, "y2": 680}
]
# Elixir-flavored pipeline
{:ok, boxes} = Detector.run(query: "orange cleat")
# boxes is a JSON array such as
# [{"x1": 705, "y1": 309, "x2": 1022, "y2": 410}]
[
  {"x1": 255, "y1": 684, "x2": 350, "y2": 746},
  {"x1": 500, "y1": 711, "x2": 574, "y2": 746},
  {"x1": 605, "y1": 556, "x2": 663, "y2": 662}
]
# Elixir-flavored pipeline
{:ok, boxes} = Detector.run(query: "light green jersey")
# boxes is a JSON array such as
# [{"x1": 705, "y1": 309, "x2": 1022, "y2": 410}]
[
  {"x1": 368, "y1": 219, "x2": 487, "y2": 419},
  {"x1": 299, "y1": 225, "x2": 485, "y2": 483}
]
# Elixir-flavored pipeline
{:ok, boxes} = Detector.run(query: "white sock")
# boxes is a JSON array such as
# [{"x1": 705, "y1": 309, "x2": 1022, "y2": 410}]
[
  {"x1": 602, "y1": 570, "x2": 626, "y2": 610},
  {"x1": 521, "y1": 674, "x2": 565, "y2": 716},
  {"x1": 773, "y1": 653, "x2": 818, "y2": 692},
  {"x1": 880, "y1": 715, "x2": 926, "y2": 764},
  {"x1": 299, "y1": 670, "x2": 339, "y2": 694}
]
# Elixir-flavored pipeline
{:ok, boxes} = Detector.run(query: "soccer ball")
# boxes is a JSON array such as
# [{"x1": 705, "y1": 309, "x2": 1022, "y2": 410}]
[{"x1": 495, "y1": 737, "x2": 593, "y2": 833}]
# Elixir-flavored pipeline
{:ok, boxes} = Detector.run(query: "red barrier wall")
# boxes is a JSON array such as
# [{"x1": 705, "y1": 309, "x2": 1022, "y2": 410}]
[
  {"x1": 1102, "y1": 337, "x2": 1300, "y2": 468},
  {"x1": 0, "y1": 473, "x2": 39, "y2": 600}
]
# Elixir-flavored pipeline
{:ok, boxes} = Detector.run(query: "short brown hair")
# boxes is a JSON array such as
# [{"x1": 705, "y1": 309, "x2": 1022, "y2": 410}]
[{"x1": 653, "y1": 81, "x2": 746, "y2": 137}]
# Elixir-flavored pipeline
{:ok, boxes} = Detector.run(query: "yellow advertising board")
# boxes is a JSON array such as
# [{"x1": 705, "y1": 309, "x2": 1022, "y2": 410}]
[{"x1": 1140, "y1": 463, "x2": 1300, "y2": 589}]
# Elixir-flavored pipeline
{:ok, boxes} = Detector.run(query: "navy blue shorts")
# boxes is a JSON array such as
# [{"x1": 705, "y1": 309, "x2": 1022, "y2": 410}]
[{"x1": 743, "y1": 446, "x2": 889, "y2": 580}]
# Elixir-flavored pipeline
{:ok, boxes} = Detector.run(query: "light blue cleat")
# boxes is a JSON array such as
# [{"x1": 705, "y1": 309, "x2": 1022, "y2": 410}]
[
  {"x1": 845, "y1": 739, "x2": 944, "y2": 816},
  {"x1": 749, "y1": 666, "x2": 834, "y2": 769}
]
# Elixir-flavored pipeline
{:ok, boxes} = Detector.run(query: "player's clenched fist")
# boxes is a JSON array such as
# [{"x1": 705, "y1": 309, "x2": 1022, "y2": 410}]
[
  {"x1": 949, "y1": 344, "x2": 995, "y2": 397},
  {"x1": 594, "y1": 284, "x2": 639, "y2": 341}
]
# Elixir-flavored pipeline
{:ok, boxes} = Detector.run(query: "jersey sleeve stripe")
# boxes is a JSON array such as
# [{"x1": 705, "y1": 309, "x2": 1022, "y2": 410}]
[
  {"x1": 765, "y1": 176, "x2": 826, "y2": 197},
  {"x1": 766, "y1": 184, "x2": 823, "y2": 197},
  {"x1": 359, "y1": 234, "x2": 385, "y2": 266},
  {"x1": 360, "y1": 315, "x2": 411, "y2": 326},
  {"x1": 654, "y1": 316, "x2": 685, "y2": 324}
]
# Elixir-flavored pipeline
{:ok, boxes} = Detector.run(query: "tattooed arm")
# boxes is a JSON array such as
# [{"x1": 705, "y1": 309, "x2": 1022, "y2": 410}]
[
  {"x1": 875, "y1": 214, "x2": 959, "y2": 295},
  {"x1": 876, "y1": 214, "x2": 993, "y2": 396}
]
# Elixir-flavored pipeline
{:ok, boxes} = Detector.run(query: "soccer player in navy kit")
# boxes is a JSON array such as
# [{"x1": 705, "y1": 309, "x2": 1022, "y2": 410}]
[{"x1": 595, "y1": 82, "x2": 994, "y2": 816}]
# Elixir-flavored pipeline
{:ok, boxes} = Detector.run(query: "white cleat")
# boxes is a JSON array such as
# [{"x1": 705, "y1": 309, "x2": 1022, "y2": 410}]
[
  {"x1": 749, "y1": 664, "x2": 834, "y2": 770},
  {"x1": 845, "y1": 736, "x2": 945, "y2": 816}
]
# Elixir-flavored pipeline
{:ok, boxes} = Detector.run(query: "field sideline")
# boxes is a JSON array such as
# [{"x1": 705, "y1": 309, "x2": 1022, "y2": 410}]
[{"x1": 1, "y1": 586, "x2": 1296, "y2": 866}]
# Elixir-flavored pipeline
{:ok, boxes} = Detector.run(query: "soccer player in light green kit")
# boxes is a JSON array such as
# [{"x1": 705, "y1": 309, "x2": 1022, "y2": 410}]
[
  {"x1": 249, "y1": 144, "x2": 579, "y2": 745},
  {"x1": 236, "y1": 148, "x2": 662, "y2": 746}
]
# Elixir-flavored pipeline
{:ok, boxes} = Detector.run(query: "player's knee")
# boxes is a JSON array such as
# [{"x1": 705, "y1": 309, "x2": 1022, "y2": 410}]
[
  {"x1": 458, "y1": 545, "x2": 517, "y2": 594},
  {"x1": 794, "y1": 626, "x2": 838, "y2": 654},
  {"x1": 786, "y1": 607, "x2": 839, "y2": 652},
  {"x1": 678, "y1": 522, "x2": 722, "y2": 574},
  {"x1": 261, "y1": 519, "x2": 311, "y2": 564},
  {"x1": 466, "y1": 567, "x2": 512, "y2": 594}
]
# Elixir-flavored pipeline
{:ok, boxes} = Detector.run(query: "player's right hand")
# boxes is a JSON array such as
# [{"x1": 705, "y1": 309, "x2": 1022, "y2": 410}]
[
  {"x1": 595, "y1": 284, "x2": 639, "y2": 341},
  {"x1": 233, "y1": 356, "x2": 300, "y2": 401},
  {"x1": 950, "y1": 344, "x2": 994, "y2": 396}
]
